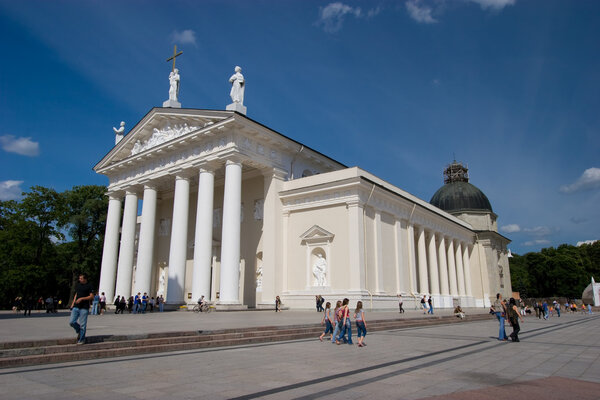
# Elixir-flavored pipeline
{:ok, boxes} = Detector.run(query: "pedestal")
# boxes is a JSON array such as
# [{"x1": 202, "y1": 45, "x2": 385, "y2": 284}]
[
  {"x1": 226, "y1": 102, "x2": 247, "y2": 115},
  {"x1": 163, "y1": 99, "x2": 181, "y2": 108}
]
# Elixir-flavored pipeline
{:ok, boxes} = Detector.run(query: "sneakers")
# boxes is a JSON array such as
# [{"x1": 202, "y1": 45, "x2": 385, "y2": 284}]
[{"x1": 76, "y1": 340, "x2": 85, "y2": 345}]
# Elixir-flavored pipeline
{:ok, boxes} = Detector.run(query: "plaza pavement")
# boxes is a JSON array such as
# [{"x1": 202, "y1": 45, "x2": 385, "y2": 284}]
[{"x1": 0, "y1": 308, "x2": 598, "y2": 399}]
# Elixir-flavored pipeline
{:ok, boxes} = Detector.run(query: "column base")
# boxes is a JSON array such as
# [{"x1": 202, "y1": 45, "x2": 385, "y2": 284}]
[
  {"x1": 163, "y1": 302, "x2": 187, "y2": 311},
  {"x1": 215, "y1": 303, "x2": 248, "y2": 311}
]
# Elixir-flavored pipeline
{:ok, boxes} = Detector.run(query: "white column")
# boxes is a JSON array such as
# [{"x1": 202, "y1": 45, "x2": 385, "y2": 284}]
[
  {"x1": 394, "y1": 219, "x2": 405, "y2": 294},
  {"x1": 373, "y1": 210, "x2": 384, "y2": 293},
  {"x1": 114, "y1": 191, "x2": 138, "y2": 300},
  {"x1": 407, "y1": 223, "x2": 417, "y2": 293},
  {"x1": 463, "y1": 244, "x2": 473, "y2": 297},
  {"x1": 98, "y1": 195, "x2": 122, "y2": 302},
  {"x1": 260, "y1": 168, "x2": 286, "y2": 305},
  {"x1": 427, "y1": 230, "x2": 440, "y2": 295},
  {"x1": 417, "y1": 225, "x2": 429, "y2": 294},
  {"x1": 447, "y1": 237, "x2": 458, "y2": 296},
  {"x1": 166, "y1": 175, "x2": 190, "y2": 305},
  {"x1": 455, "y1": 240, "x2": 466, "y2": 297},
  {"x1": 192, "y1": 168, "x2": 215, "y2": 303},
  {"x1": 134, "y1": 185, "x2": 158, "y2": 296},
  {"x1": 347, "y1": 201, "x2": 366, "y2": 292},
  {"x1": 437, "y1": 234, "x2": 450, "y2": 296},
  {"x1": 219, "y1": 160, "x2": 242, "y2": 304}
]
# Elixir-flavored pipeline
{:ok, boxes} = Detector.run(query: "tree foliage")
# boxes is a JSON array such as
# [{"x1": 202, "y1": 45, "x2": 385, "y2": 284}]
[
  {"x1": 509, "y1": 241, "x2": 600, "y2": 299},
  {"x1": 0, "y1": 185, "x2": 107, "y2": 308}
]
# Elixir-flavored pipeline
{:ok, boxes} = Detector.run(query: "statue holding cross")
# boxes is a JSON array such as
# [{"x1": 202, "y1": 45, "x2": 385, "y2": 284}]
[{"x1": 163, "y1": 45, "x2": 183, "y2": 108}]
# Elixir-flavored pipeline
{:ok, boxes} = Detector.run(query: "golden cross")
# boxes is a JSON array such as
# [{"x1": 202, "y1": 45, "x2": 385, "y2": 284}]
[{"x1": 166, "y1": 45, "x2": 183, "y2": 72}]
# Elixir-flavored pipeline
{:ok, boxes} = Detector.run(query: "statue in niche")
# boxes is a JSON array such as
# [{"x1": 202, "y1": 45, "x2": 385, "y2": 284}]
[
  {"x1": 256, "y1": 264, "x2": 263, "y2": 290},
  {"x1": 229, "y1": 66, "x2": 245, "y2": 104},
  {"x1": 168, "y1": 68, "x2": 180, "y2": 101},
  {"x1": 313, "y1": 254, "x2": 327, "y2": 286},
  {"x1": 254, "y1": 199, "x2": 264, "y2": 221},
  {"x1": 158, "y1": 268, "x2": 166, "y2": 296}
]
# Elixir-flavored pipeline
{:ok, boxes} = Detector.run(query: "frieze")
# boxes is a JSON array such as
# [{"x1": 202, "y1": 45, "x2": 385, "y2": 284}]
[{"x1": 131, "y1": 123, "x2": 201, "y2": 155}]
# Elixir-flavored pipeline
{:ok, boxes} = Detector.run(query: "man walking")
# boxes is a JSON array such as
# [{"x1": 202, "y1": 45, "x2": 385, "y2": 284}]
[{"x1": 69, "y1": 274, "x2": 94, "y2": 345}]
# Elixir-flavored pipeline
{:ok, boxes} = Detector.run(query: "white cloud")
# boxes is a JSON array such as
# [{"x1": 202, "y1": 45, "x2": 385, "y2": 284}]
[
  {"x1": 500, "y1": 224, "x2": 521, "y2": 233},
  {"x1": 523, "y1": 226, "x2": 557, "y2": 237},
  {"x1": 0, "y1": 135, "x2": 40, "y2": 156},
  {"x1": 317, "y1": 2, "x2": 362, "y2": 33},
  {"x1": 523, "y1": 239, "x2": 550, "y2": 246},
  {"x1": 0, "y1": 180, "x2": 24, "y2": 201},
  {"x1": 560, "y1": 167, "x2": 600, "y2": 193},
  {"x1": 406, "y1": 0, "x2": 437, "y2": 24},
  {"x1": 577, "y1": 240, "x2": 598, "y2": 247},
  {"x1": 171, "y1": 29, "x2": 197, "y2": 45},
  {"x1": 468, "y1": 0, "x2": 516, "y2": 10}
]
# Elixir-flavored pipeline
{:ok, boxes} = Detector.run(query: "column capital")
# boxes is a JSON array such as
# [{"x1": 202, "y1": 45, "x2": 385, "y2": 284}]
[
  {"x1": 225, "y1": 157, "x2": 243, "y2": 167},
  {"x1": 106, "y1": 191, "x2": 123, "y2": 201},
  {"x1": 125, "y1": 189, "x2": 139, "y2": 197},
  {"x1": 198, "y1": 162, "x2": 219, "y2": 174},
  {"x1": 175, "y1": 174, "x2": 192, "y2": 182},
  {"x1": 262, "y1": 167, "x2": 288, "y2": 180}
]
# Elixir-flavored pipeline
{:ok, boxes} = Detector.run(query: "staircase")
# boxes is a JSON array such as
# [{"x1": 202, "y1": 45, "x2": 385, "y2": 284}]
[{"x1": 0, "y1": 314, "x2": 491, "y2": 368}]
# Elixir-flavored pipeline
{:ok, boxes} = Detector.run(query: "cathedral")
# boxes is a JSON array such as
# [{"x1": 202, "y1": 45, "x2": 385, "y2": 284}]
[{"x1": 95, "y1": 66, "x2": 511, "y2": 310}]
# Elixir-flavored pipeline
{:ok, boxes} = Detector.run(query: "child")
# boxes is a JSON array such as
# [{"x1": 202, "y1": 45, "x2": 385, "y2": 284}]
[
  {"x1": 354, "y1": 301, "x2": 367, "y2": 347},
  {"x1": 319, "y1": 302, "x2": 333, "y2": 341}
]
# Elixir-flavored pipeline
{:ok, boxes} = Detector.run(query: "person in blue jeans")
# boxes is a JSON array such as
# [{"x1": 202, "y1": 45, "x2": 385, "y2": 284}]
[
  {"x1": 427, "y1": 296, "x2": 434, "y2": 314},
  {"x1": 354, "y1": 301, "x2": 367, "y2": 347},
  {"x1": 91, "y1": 293, "x2": 99, "y2": 315},
  {"x1": 492, "y1": 293, "x2": 508, "y2": 341},
  {"x1": 330, "y1": 300, "x2": 342, "y2": 343},
  {"x1": 69, "y1": 274, "x2": 94, "y2": 345},
  {"x1": 335, "y1": 298, "x2": 353, "y2": 345}
]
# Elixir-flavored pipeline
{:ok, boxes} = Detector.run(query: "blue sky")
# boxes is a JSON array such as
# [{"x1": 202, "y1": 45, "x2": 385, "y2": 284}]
[{"x1": 0, "y1": 0, "x2": 598, "y2": 255}]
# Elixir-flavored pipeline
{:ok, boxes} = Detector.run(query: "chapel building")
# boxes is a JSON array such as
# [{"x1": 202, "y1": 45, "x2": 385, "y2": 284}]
[{"x1": 95, "y1": 67, "x2": 511, "y2": 310}]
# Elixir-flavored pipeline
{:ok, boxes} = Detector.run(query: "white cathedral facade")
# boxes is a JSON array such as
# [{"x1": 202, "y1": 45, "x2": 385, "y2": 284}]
[{"x1": 95, "y1": 66, "x2": 511, "y2": 310}]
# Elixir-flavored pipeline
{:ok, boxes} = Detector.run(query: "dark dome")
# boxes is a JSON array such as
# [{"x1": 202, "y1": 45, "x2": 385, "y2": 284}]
[{"x1": 430, "y1": 181, "x2": 493, "y2": 213}]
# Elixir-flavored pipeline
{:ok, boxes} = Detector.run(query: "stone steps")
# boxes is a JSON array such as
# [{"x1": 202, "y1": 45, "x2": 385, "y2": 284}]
[{"x1": 0, "y1": 313, "x2": 490, "y2": 368}]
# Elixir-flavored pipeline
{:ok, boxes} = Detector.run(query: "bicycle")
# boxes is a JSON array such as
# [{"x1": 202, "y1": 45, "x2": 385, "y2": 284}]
[{"x1": 193, "y1": 302, "x2": 213, "y2": 313}]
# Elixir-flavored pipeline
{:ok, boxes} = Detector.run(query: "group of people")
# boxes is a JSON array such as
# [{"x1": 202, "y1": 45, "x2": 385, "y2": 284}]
[
  {"x1": 318, "y1": 298, "x2": 368, "y2": 347},
  {"x1": 113, "y1": 293, "x2": 165, "y2": 314},
  {"x1": 420, "y1": 295, "x2": 434, "y2": 314},
  {"x1": 13, "y1": 296, "x2": 63, "y2": 315},
  {"x1": 491, "y1": 293, "x2": 524, "y2": 342}
]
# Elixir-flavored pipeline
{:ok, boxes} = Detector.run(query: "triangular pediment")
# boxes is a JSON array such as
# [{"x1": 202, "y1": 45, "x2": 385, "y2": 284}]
[
  {"x1": 300, "y1": 225, "x2": 335, "y2": 243},
  {"x1": 94, "y1": 108, "x2": 234, "y2": 172}
]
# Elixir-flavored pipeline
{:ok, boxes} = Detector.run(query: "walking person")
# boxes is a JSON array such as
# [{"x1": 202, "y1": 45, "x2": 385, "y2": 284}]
[
  {"x1": 114, "y1": 296, "x2": 121, "y2": 314},
  {"x1": 421, "y1": 295, "x2": 427, "y2": 313},
  {"x1": 335, "y1": 298, "x2": 353, "y2": 345},
  {"x1": 507, "y1": 298, "x2": 524, "y2": 342},
  {"x1": 398, "y1": 294, "x2": 404, "y2": 313},
  {"x1": 492, "y1": 293, "x2": 508, "y2": 341},
  {"x1": 427, "y1": 296, "x2": 434, "y2": 314},
  {"x1": 319, "y1": 302, "x2": 334, "y2": 341},
  {"x1": 542, "y1": 300, "x2": 549, "y2": 320},
  {"x1": 91, "y1": 292, "x2": 99, "y2": 315},
  {"x1": 355, "y1": 301, "x2": 367, "y2": 347},
  {"x1": 99, "y1": 292, "x2": 106, "y2": 315},
  {"x1": 330, "y1": 300, "x2": 343, "y2": 343},
  {"x1": 69, "y1": 274, "x2": 94, "y2": 345},
  {"x1": 275, "y1": 296, "x2": 282, "y2": 312}
]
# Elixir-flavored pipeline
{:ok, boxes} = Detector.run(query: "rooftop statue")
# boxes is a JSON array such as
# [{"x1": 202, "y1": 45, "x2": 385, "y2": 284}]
[
  {"x1": 229, "y1": 66, "x2": 245, "y2": 105},
  {"x1": 168, "y1": 68, "x2": 180, "y2": 102}
]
